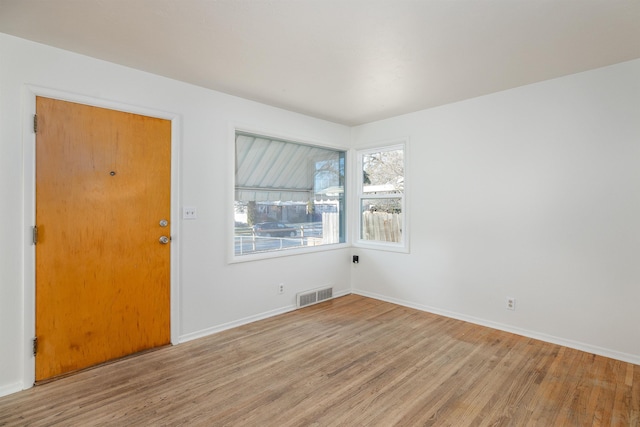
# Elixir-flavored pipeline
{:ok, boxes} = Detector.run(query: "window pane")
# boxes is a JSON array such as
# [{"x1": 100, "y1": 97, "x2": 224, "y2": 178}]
[
  {"x1": 234, "y1": 132, "x2": 345, "y2": 256},
  {"x1": 362, "y1": 149, "x2": 404, "y2": 195},
  {"x1": 360, "y1": 198, "x2": 402, "y2": 243}
]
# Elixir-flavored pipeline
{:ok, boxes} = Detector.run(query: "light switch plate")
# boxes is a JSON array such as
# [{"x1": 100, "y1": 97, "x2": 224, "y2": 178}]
[{"x1": 183, "y1": 207, "x2": 197, "y2": 219}]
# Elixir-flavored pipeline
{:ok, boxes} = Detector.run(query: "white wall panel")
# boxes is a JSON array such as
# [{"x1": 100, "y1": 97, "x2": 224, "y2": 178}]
[
  {"x1": 351, "y1": 59, "x2": 640, "y2": 363},
  {"x1": 0, "y1": 33, "x2": 351, "y2": 395}
]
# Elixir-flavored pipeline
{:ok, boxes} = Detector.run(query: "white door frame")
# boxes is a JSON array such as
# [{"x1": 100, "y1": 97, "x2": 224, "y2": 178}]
[{"x1": 22, "y1": 85, "x2": 181, "y2": 388}]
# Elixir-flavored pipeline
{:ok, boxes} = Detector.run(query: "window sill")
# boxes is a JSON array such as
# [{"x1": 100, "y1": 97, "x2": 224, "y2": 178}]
[
  {"x1": 228, "y1": 242, "x2": 350, "y2": 264},
  {"x1": 353, "y1": 240, "x2": 409, "y2": 254}
]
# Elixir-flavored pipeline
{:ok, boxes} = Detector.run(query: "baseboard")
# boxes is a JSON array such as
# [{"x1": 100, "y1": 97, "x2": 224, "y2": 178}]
[
  {"x1": 352, "y1": 289, "x2": 640, "y2": 366},
  {"x1": 179, "y1": 305, "x2": 298, "y2": 343},
  {"x1": 179, "y1": 288, "x2": 351, "y2": 344},
  {"x1": 0, "y1": 381, "x2": 24, "y2": 398}
]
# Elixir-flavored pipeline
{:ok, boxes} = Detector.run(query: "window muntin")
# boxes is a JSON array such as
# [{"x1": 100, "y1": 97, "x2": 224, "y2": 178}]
[
  {"x1": 234, "y1": 131, "x2": 346, "y2": 257},
  {"x1": 357, "y1": 145, "x2": 405, "y2": 248}
]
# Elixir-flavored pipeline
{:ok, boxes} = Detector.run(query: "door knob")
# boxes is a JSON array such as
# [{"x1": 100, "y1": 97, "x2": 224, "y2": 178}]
[{"x1": 159, "y1": 236, "x2": 170, "y2": 244}]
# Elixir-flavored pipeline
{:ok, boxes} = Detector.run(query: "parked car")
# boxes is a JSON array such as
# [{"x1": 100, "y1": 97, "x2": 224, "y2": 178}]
[{"x1": 252, "y1": 222, "x2": 299, "y2": 237}]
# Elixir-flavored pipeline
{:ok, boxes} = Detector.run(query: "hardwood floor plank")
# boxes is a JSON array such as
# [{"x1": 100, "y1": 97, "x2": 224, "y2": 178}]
[{"x1": 0, "y1": 295, "x2": 638, "y2": 426}]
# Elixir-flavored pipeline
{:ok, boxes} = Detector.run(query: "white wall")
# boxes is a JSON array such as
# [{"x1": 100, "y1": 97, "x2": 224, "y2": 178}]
[
  {"x1": 0, "y1": 33, "x2": 352, "y2": 396},
  {"x1": 351, "y1": 59, "x2": 640, "y2": 364}
]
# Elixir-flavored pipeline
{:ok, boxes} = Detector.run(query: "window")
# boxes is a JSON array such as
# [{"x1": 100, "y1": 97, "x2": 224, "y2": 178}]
[
  {"x1": 234, "y1": 131, "x2": 346, "y2": 258},
  {"x1": 356, "y1": 144, "x2": 406, "y2": 250}
]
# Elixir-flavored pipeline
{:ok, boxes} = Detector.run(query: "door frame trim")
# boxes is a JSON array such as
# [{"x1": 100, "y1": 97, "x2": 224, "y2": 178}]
[{"x1": 22, "y1": 86, "x2": 181, "y2": 388}]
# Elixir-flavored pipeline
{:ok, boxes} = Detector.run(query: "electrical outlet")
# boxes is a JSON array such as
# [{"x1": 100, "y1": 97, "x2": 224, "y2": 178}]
[
  {"x1": 506, "y1": 297, "x2": 516, "y2": 311},
  {"x1": 278, "y1": 283, "x2": 285, "y2": 294}
]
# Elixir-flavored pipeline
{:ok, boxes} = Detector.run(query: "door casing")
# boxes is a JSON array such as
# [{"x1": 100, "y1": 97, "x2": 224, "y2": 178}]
[{"x1": 22, "y1": 86, "x2": 181, "y2": 388}]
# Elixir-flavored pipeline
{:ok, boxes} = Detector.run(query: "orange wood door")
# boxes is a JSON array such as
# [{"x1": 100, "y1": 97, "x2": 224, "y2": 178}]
[{"x1": 35, "y1": 97, "x2": 171, "y2": 381}]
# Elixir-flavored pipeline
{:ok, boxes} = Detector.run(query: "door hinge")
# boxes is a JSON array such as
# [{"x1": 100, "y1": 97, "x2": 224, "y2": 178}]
[
  {"x1": 32, "y1": 225, "x2": 38, "y2": 245},
  {"x1": 33, "y1": 337, "x2": 38, "y2": 356},
  {"x1": 33, "y1": 114, "x2": 38, "y2": 133}
]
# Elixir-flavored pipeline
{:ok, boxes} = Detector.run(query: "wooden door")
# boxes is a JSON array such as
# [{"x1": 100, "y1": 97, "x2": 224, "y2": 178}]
[{"x1": 35, "y1": 97, "x2": 171, "y2": 381}]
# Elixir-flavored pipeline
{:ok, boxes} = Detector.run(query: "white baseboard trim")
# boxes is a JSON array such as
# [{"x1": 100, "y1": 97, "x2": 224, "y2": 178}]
[
  {"x1": 352, "y1": 289, "x2": 640, "y2": 366},
  {"x1": 0, "y1": 381, "x2": 24, "y2": 398},
  {"x1": 179, "y1": 288, "x2": 351, "y2": 344},
  {"x1": 179, "y1": 305, "x2": 297, "y2": 343}
]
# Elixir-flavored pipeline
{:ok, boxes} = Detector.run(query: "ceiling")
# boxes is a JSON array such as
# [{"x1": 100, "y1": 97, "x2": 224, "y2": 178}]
[{"x1": 1, "y1": 0, "x2": 639, "y2": 126}]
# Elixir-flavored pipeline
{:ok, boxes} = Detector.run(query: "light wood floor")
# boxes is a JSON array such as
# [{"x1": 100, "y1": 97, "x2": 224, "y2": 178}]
[{"x1": 1, "y1": 295, "x2": 638, "y2": 426}]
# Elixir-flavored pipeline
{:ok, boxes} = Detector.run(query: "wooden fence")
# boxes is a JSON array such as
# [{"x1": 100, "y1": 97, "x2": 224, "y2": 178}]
[
  {"x1": 361, "y1": 211, "x2": 402, "y2": 242},
  {"x1": 322, "y1": 212, "x2": 340, "y2": 244},
  {"x1": 321, "y1": 211, "x2": 402, "y2": 243}
]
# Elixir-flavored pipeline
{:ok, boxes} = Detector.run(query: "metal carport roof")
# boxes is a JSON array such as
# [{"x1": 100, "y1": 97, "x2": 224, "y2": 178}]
[{"x1": 235, "y1": 132, "x2": 342, "y2": 202}]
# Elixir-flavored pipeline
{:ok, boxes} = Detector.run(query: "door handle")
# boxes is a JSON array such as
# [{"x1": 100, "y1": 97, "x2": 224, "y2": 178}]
[{"x1": 159, "y1": 236, "x2": 170, "y2": 244}]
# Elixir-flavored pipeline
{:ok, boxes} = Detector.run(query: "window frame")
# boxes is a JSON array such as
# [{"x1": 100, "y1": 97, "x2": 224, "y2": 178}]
[
  {"x1": 353, "y1": 141, "x2": 409, "y2": 253},
  {"x1": 229, "y1": 126, "x2": 349, "y2": 264}
]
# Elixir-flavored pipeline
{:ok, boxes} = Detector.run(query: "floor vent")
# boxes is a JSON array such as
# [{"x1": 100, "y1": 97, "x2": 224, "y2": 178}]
[{"x1": 297, "y1": 286, "x2": 333, "y2": 308}]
